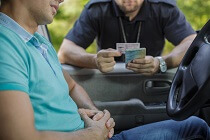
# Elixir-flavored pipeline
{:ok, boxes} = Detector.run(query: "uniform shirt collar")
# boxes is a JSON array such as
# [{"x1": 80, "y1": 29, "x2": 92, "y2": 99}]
[
  {"x1": 0, "y1": 12, "x2": 33, "y2": 43},
  {"x1": 112, "y1": 0, "x2": 150, "y2": 21}
]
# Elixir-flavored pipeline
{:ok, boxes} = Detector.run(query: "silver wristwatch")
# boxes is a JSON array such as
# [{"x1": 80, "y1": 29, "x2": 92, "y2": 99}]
[{"x1": 156, "y1": 57, "x2": 167, "y2": 73}]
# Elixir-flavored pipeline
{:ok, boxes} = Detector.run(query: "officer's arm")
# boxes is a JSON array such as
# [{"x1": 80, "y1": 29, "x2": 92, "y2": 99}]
[
  {"x1": 0, "y1": 90, "x2": 105, "y2": 140},
  {"x1": 163, "y1": 34, "x2": 196, "y2": 69},
  {"x1": 58, "y1": 39, "x2": 98, "y2": 69}
]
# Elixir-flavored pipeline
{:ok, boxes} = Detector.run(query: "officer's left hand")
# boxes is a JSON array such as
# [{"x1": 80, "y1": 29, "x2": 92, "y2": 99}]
[{"x1": 126, "y1": 56, "x2": 160, "y2": 76}]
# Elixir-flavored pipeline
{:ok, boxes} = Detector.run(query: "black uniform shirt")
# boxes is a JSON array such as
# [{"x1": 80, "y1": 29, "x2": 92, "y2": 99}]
[{"x1": 65, "y1": 0, "x2": 195, "y2": 56}]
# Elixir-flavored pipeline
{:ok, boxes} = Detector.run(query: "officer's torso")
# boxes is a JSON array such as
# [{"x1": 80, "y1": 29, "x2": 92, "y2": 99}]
[{"x1": 85, "y1": 0, "x2": 180, "y2": 56}]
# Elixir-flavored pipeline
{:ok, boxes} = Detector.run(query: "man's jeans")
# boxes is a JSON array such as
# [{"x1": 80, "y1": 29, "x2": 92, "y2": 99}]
[{"x1": 110, "y1": 116, "x2": 209, "y2": 140}]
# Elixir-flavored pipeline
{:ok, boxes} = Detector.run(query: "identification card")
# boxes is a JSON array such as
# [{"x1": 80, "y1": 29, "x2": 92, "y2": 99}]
[
  {"x1": 125, "y1": 48, "x2": 146, "y2": 64},
  {"x1": 116, "y1": 43, "x2": 140, "y2": 54}
]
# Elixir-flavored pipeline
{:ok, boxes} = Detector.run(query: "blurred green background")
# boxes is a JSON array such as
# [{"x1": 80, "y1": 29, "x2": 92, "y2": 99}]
[{"x1": 48, "y1": 0, "x2": 210, "y2": 55}]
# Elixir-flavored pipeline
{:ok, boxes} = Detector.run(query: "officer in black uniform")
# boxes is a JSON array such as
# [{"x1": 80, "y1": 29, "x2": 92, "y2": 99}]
[{"x1": 58, "y1": 0, "x2": 196, "y2": 74}]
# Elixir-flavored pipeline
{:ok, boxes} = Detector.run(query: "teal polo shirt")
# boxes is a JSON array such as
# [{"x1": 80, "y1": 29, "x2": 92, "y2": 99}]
[{"x1": 0, "y1": 13, "x2": 84, "y2": 131}]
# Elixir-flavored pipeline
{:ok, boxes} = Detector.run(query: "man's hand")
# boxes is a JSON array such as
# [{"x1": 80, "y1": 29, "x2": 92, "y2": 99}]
[
  {"x1": 95, "y1": 48, "x2": 121, "y2": 73},
  {"x1": 126, "y1": 56, "x2": 160, "y2": 75},
  {"x1": 79, "y1": 109, "x2": 115, "y2": 139},
  {"x1": 79, "y1": 109, "x2": 111, "y2": 140}
]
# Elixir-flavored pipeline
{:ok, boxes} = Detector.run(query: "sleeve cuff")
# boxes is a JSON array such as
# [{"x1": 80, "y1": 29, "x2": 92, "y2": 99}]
[{"x1": 0, "y1": 83, "x2": 29, "y2": 94}]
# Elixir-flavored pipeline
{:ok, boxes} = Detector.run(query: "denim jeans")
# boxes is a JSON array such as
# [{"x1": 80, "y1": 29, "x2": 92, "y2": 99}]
[{"x1": 110, "y1": 116, "x2": 209, "y2": 140}]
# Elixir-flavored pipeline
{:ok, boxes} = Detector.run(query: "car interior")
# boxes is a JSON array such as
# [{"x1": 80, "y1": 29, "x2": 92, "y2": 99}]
[{"x1": 1, "y1": 0, "x2": 210, "y2": 135}]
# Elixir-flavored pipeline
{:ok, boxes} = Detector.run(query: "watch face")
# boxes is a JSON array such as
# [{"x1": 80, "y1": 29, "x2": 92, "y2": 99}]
[
  {"x1": 156, "y1": 57, "x2": 167, "y2": 73},
  {"x1": 160, "y1": 65, "x2": 167, "y2": 72}
]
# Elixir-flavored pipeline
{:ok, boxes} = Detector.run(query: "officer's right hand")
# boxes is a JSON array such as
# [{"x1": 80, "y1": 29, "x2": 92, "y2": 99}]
[
  {"x1": 79, "y1": 109, "x2": 111, "y2": 140},
  {"x1": 95, "y1": 48, "x2": 121, "y2": 73}
]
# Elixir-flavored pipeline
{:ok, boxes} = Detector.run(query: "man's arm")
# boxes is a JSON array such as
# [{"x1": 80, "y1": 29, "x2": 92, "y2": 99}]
[
  {"x1": 58, "y1": 39, "x2": 121, "y2": 73},
  {"x1": 63, "y1": 69, "x2": 115, "y2": 138},
  {"x1": 127, "y1": 34, "x2": 196, "y2": 75},
  {"x1": 0, "y1": 91, "x2": 109, "y2": 140},
  {"x1": 62, "y1": 69, "x2": 98, "y2": 110}
]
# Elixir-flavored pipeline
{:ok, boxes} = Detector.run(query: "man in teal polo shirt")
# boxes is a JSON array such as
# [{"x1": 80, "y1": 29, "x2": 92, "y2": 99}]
[
  {"x1": 0, "y1": 0, "x2": 115, "y2": 139},
  {"x1": 0, "y1": 0, "x2": 209, "y2": 140}
]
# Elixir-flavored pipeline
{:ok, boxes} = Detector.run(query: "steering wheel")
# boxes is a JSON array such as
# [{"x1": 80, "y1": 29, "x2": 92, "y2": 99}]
[{"x1": 167, "y1": 20, "x2": 210, "y2": 121}]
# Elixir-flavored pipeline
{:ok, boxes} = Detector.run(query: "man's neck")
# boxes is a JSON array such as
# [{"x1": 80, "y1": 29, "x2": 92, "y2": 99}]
[
  {"x1": 0, "y1": 4, "x2": 38, "y2": 34},
  {"x1": 125, "y1": 7, "x2": 141, "y2": 21},
  {"x1": 125, "y1": 1, "x2": 144, "y2": 21}
]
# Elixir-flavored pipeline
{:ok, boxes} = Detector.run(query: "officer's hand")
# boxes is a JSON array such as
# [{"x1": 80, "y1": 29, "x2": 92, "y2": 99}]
[
  {"x1": 126, "y1": 56, "x2": 160, "y2": 76},
  {"x1": 79, "y1": 109, "x2": 111, "y2": 140},
  {"x1": 95, "y1": 48, "x2": 121, "y2": 73}
]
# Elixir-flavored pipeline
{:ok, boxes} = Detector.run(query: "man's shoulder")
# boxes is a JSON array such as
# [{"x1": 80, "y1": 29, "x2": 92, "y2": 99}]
[
  {"x1": 147, "y1": 0, "x2": 176, "y2": 7},
  {"x1": 0, "y1": 25, "x2": 26, "y2": 53},
  {"x1": 0, "y1": 25, "x2": 19, "y2": 43},
  {"x1": 85, "y1": 0, "x2": 111, "y2": 8},
  {"x1": 0, "y1": 25, "x2": 13, "y2": 36}
]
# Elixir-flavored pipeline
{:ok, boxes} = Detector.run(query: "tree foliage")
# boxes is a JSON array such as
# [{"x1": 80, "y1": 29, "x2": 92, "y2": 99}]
[{"x1": 48, "y1": 0, "x2": 210, "y2": 55}]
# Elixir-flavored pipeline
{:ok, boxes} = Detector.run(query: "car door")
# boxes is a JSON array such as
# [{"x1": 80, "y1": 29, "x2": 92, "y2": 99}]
[{"x1": 62, "y1": 63, "x2": 176, "y2": 132}]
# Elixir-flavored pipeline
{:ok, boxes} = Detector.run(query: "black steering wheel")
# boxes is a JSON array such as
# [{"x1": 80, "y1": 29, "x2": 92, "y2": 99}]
[{"x1": 167, "y1": 20, "x2": 210, "y2": 121}]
